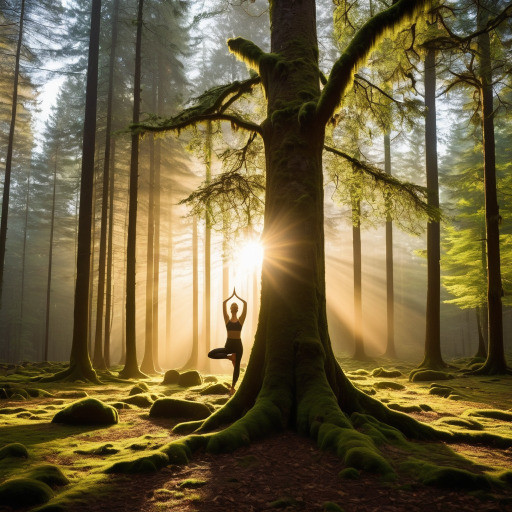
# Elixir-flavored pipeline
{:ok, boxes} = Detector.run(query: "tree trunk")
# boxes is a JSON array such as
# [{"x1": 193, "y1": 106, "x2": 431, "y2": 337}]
[
  {"x1": 46, "y1": 0, "x2": 102, "y2": 382},
  {"x1": 94, "y1": 0, "x2": 119, "y2": 370},
  {"x1": 88, "y1": 168, "x2": 97, "y2": 357},
  {"x1": 204, "y1": 121, "x2": 212, "y2": 369},
  {"x1": 19, "y1": 166, "x2": 31, "y2": 360},
  {"x1": 183, "y1": 217, "x2": 199, "y2": 369},
  {"x1": 104, "y1": 138, "x2": 116, "y2": 368},
  {"x1": 44, "y1": 156, "x2": 58, "y2": 361},
  {"x1": 141, "y1": 131, "x2": 156, "y2": 374},
  {"x1": 165, "y1": 193, "x2": 172, "y2": 367},
  {"x1": 120, "y1": 0, "x2": 146, "y2": 380},
  {"x1": 419, "y1": 46, "x2": 444, "y2": 370},
  {"x1": 475, "y1": 3, "x2": 508, "y2": 374},
  {"x1": 0, "y1": 0, "x2": 25, "y2": 307},
  {"x1": 383, "y1": 132, "x2": 396, "y2": 358}
]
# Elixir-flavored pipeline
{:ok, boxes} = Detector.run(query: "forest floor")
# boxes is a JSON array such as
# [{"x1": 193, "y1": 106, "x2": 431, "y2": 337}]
[{"x1": 0, "y1": 356, "x2": 512, "y2": 512}]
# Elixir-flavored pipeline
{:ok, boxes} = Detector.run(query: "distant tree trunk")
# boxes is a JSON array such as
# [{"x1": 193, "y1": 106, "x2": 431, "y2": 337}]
[
  {"x1": 165, "y1": 195, "x2": 172, "y2": 366},
  {"x1": 152, "y1": 61, "x2": 163, "y2": 372},
  {"x1": 383, "y1": 132, "x2": 395, "y2": 358},
  {"x1": 475, "y1": 4, "x2": 508, "y2": 374},
  {"x1": 19, "y1": 166, "x2": 31, "y2": 359},
  {"x1": 352, "y1": 196, "x2": 365, "y2": 359},
  {"x1": 44, "y1": 156, "x2": 58, "y2": 361},
  {"x1": 184, "y1": 217, "x2": 199, "y2": 369},
  {"x1": 222, "y1": 214, "x2": 229, "y2": 299},
  {"x1": 88, "y1": 166, "x2": 98, "y2": 356},
  {"x1": 141, "y1": 130, "x2": 156, "y2": 374},
  {"x1": 475, "y1": 306, "x2": 487, "y2": 359},
  {"x1": 104, "y1": 138, "x2": 116, "y2": 367},
  {"x1": 204, "y1": 121, "x2": 212, "y2": 368},
  {"x1": 94, "y1": 0, "x2": 119, "y2": 370},
  {"x1": 120, "y1": 0, "x2": 146, "y2": 379},
  {"x1": 119, "y1": 193, "x2": 129, "y2": 366},
  {"x1": 46, "y1": 0, "x2": 102, "y2": 382},
  {"x1": 0, "y1": 0, "x2": 25, "y2": 306},
  {"x1": 418, "y1": 46, "x2": 445, "y2": 370}
]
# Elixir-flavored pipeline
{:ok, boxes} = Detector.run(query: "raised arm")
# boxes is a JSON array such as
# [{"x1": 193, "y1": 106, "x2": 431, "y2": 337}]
[
  {"x1": 223, "y1": 297, "x2": 230, "y2": 324},
  {"x1": 238, "y1": 297, "x2": 248, "y2": 326}
]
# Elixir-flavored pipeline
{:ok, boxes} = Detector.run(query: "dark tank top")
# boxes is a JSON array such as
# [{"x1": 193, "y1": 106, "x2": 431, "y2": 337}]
[{"x1": 226, "y1": 320, "x2": 242, "y2": 332}]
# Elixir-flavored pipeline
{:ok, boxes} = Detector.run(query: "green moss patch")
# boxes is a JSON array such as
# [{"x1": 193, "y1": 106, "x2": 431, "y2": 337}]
[
  {"x1": 24, "y1": 464, "x2": 69, "y2": 487},
  {"x1": 429, "y1": 385, "x2": 453, "y2": 398},
  {"x1": 178, "y1": 370, "x2": 202, "y2": 387},
  {"x1": 0, "y1": 478, "x2": 54, "y2": 508},
  {"x1": 0, "y1": 442, "x2": 29, "y2": 459},
  {"x1": 150, "y1": 398, "x2": 211, "y2": 420},
  {"x1": 75, "y1": 443, "x2": 119, "y2": 455},
  {"x1": 435, "y1": 418, "x2": 483, "y2": 431},
  {"x1": 55, "y1": 391, "x2": 88, "y2": 399},
  {"x1": 0, "y1": 407, "x2": 27, "y2": 415},
  {"x1": 338, "y1": 467, "x2": 359, "y2": 479},
  {"x1": 387, "y1": 403, "x2": 422, "y2": 413},
  {"x1": 172, "y1": 419, "x2": 204, "y2": 435},
  {"x1": 121, "y1": 394, "x2": 154, "y2": 408},
  {"x1": 178, "y1": 478, "x2": 207, "y2": 489},
  {"x1": 268, "y1": 496, "x2": 299, "y2": 508},
  {"x1": 51, "y1": 398, "x2": 118, "y2": 425},
  {"x1": 410, "y1": 370, "x2": 454, "y2": 382},
  {"x1": 203, "y1": 375, "x2": 217, "y2": 383},
  {"x1": 373, "y1": 381, "x2": 405, "y2": 391},
  {"x1": 372, "y1": 367, "x2": 402, "y2": 378},
  {"x1": 105, "y1": 452, "x2": 169, "y2": 474},
  {"x1": 128, "y1": 385, "x2": 146, "y2": 396},
  {"x1": 465, "y1": 409, "x2": 512, "y2": 422},
  {"x1": 162, "y1": 370, "x2": 180, "y2": 385},
  {"x1": 199, "y1": 383, "x2": 230, "y2": 395}
]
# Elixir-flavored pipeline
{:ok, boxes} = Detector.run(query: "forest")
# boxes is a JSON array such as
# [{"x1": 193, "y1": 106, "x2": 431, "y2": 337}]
[{"x1": 0, "y1": 0, "x2": 511, "y2": 510}]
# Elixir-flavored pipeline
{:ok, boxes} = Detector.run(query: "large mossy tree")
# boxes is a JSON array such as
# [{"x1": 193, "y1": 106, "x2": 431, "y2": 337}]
[{"x1": 134, "y1": 0, "x2": 454, "y2": 459}]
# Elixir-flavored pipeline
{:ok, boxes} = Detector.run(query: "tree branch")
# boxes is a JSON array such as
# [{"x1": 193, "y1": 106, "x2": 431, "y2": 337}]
[
  {"x1": 317, "y1": 0, "x2": 427, "y2": 126},
  {"x1": 133, "y1": 77, "x2": 262, "y2": 136}
]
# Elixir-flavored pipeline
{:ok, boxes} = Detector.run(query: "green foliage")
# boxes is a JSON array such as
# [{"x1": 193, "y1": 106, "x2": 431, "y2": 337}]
[{"x1": 51, "y1": 398, "x2": 118, "y2": 425}]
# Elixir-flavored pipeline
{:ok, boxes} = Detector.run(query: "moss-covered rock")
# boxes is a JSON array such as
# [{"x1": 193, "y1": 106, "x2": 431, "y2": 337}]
[
  {"x1": 121, "y1": 394, "x2": 154, "y2": 408},
  {"x1": 373, "y1": 381, "x2": 405, "y2": 391},
  {"x1": 409, "y1": 370, "x2": 454, "y2": 382},
  {"x1": 129, "y1": 385, "x2": 146, "y2": 396},
  {"x1": 0, "y1": 478, "x2": 54, "y2": 508},
  {"x1": 75, "y1": 443, "x2": 119, "y2": 455},
  {"x1": 25, "y1": 388, "x2": 54, "y2": 398},
  {"x1": 162, "y1": 370, "x2": 180, "y2": 385},
  {"x1": 0, "y1": 442, "x2": 29, "y2": 459},
  {"x1": 25, "y1": 464, "x2": 69, "y2": 488},
  {"x1": 110, "y1": 402, "x2": 133, "y2": 410},
  {"x1": 338, "y1": 467, "x2": 360, "y2": 479},
  {"x1": 172, "y1": 420, "x2": 204, "y2": 435},
  {"x1": 419, "y1": 404, "x2": 433, "y2": 412},
  {"x1": 203, "y1": 375, "x2": 217, "y2": 383},
  {"x1": 466, "y1": 409, "x2": 512, "y2": 422},
  {"x1": 10, "y1": 393, "x2": 27, "y2": 401},
  {"x1": 55, "y1": 390, "x2": 88, "y2": 399},
  {"x1": 436, "y1": 417, "x2": 483, "y2": 431},
  {"x1": 428, "y1": 386, "x2": 452, "y2": 398},
  {"x1": 199, "y1": 383, "x2": 230, "y2": 395},
  {"x1": 178, "y1": 370, "x2": 202, "y2": 387},
  {"x1": 51, "y1": 398, "x2": 118, "y2": 425},
  {"x1": 178, "y1": 478, "x2": 206, "y2": 488},
  {"x1": 387, "y1": 403, "x2": 422, "y2": 413},
  {"x1": 105, "y1": 452, "x2": 169, "y2": 474},
  {"x1": 372, "y1": 367, "x2": 402, "y2": 378},
  {"x1": 149, "y1": 398, "x2": 211, "y2": 420}
]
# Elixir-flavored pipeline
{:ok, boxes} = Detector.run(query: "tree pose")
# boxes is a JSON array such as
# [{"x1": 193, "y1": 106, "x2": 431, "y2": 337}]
[{"x1": 209, "y1": 288, "x2": 247, "y2": 396}]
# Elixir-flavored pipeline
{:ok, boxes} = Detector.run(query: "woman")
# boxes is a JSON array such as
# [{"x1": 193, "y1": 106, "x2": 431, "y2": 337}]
[{"x1": 208, "y1": 288, "x2": 247, "y2": 396}]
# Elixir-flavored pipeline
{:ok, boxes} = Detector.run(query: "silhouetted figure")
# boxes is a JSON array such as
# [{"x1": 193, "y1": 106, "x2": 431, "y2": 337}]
[{"x1": 208, "y1": 288, "x2": 247, "y2": 395}]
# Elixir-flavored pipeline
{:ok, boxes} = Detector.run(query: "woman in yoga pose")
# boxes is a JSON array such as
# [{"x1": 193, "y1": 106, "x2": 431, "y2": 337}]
[{"x1": 208, "y1": 288, "x2": 247, "y2": 396}]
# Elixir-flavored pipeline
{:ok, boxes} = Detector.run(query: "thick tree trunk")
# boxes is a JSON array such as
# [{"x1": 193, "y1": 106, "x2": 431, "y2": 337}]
[
  {"x1": 475, "y1": 5, "x2": 508, "y2": 374},
  {"x1": 19, "y1": 166, "x2": 31, "y2": 359},
  {"x1": 384, "y1": 133, "x2": 396, "y2": 358},
  {"x1": 0, "y1": 0, "x2": 25, "y2": 306},
  {"x1": 88, "y1": 170, "x2": 97, "y2": 357},
  {"x1": 120, "y1": 0, "x2": 146, "y2": 380},
  {"x1": 419, "y1": 47, "x2": 444, "y2": 370},
  {"x1": 46, "y1": 0, "x2": 102, "y2": 382},
  {"x1": 44, "y1": 158, "x2": 58, "y2": 361},
  {"x1": 183, "y1": 217, "x2": 199, "y2": 369}
]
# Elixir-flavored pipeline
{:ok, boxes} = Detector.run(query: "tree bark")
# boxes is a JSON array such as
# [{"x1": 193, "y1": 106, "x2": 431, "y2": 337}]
[
  {"x1": 19, "y1": 166, "x2": 31, "y2": 361},
  {"x1": 165, "y1": 192, "x2": 172, "y2": 367},
  {"x1": 46, "y1": 0, "x2": 102, "y2": 382},
  {"x1": 183, "y1": 217, "x2": 199, "y2": 369},
  {"x1": 44, "y1": 155, "x2": 58, "y2": 362},
  {"x1": 352, "y1": 200, "x2": 365, "y2": 359},
  {"x1": 120, "y1": 0, "x2": 146, "y2": 379},
  {"x1": 475, "y1": 3, "x2": 508, "y2": 374},
  {"x1": 204, "y1": 121, "x2": 212, "y2": 369},
  {"x1": 0, "y1": 0, "x2": 25, "y2": 307},
  {"x1": 384, "y1": 132, "x2": 396, "y2": 358},
  {"x1": 419, "y1": 46, "x2": 444, "y2": 370}
]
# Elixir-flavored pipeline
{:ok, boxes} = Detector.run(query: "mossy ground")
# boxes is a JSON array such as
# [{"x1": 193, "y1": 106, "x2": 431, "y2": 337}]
[{"x1": 0, "y1": 358, "x2": 511, "y2": 511}]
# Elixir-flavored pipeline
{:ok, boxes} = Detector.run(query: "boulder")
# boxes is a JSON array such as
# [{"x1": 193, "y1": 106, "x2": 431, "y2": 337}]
[
  {"x1": 51, "y1": 398, "x2": 118, "y2": 425},
  {"x1": 149, "y1": 398, "x2": 211, "y2": 420}
]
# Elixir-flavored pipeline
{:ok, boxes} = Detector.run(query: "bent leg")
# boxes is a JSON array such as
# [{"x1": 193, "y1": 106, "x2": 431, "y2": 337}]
[
  {"x1": 208, "y1": 348, "x2": 230, "y2": 360},
  {"x1": 231, "y1": 345, "x2": 244, "y2": 387}
]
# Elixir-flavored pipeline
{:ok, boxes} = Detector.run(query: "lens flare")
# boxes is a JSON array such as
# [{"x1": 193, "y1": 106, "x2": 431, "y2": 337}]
[{"x1": 234, "y1": 239, "x2": 264, "y2": 273}]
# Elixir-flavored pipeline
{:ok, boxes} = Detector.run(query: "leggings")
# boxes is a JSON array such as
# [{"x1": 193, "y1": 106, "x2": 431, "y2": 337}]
[{"x1": 208, "y1": 338, "x2": 243, "y2": 387}]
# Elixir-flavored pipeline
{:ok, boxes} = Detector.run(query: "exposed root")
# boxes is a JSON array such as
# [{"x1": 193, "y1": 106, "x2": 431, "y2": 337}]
[{"x1": 38, "y1": 364, "x2": 100, "y2": 384}]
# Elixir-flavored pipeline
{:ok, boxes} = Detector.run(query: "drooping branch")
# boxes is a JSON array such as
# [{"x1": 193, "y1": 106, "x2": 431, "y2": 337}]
[
  {"x1": 317, "y1": 0, "x2": 427, "y2": 126},
  {"x1": 133, "y1": 77, "x2": 262, "y2": 136},
  {"x1": 324, "y1": 144, "x2": 439, "y2": 226},
  {"x1": 227, "y1": 37, "x2": 266, "y2": 72}
]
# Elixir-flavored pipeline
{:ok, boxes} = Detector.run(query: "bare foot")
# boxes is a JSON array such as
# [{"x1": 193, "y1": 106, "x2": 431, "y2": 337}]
[{"x1": 229, "y1": 386, "x2": 235, "y2": 396}]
